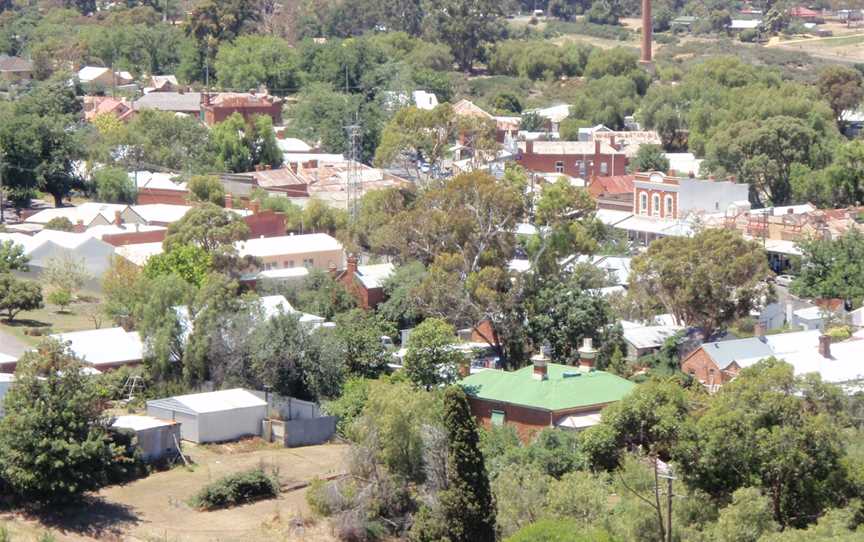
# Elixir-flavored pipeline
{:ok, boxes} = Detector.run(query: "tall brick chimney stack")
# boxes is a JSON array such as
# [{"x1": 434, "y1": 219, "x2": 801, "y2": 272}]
[
  {"x1": 531, "y1": 352, "x2": 548, "y2": 381},
  {"x1": 578, "y1": 337, "x2": 597, "y2": 369},
  {"x1": 114, "y1": 210, "x2": 123, "y2": 227},
  {"x1": 641, "y1": 0, "x2": 652, "y2": 64}
]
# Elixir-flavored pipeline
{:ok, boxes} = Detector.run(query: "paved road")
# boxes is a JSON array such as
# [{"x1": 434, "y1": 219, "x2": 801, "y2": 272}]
[{"x1": 0, "y1": 327, "x2": 28, "y2": 358}]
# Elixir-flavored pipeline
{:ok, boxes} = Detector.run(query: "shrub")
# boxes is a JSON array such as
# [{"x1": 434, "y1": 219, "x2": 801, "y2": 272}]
[
  {"x1": 47, "y1": 288, "x2": 73, "y2": 312},
  {"x1": 189, "y1": 468, "x2": 278, "y2": 510},
  {"x1": 44, "y1": 217, "x2": 74, "y2": 232},
  {"x1": 335, "y1": 509, "x2": 387, "y2": 542},
  {"x1": 826, "y1": 326, "x2": 852, "y2": 342},
  {"x1": 306, "y1": 477, "x2": 357, "y2": 516},
  {"x1": 739, "y1": 29, "x2": 759, "y2": 43}
]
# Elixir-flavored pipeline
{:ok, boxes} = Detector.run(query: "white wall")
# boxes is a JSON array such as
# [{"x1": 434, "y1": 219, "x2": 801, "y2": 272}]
[
  {"x1": 198, "y1": 406, "x2": 266, "y2": 443},
  {"x1": 146, "y1": 406, "x2": 200, "y2": 443},
  {"x1": 678, "y1": 179, "x2": 749, "y2": 215}
]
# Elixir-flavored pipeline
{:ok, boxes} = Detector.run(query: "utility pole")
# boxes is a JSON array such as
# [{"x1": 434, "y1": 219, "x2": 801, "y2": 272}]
[{"x1": 658, "y1": 467, "x2": 676, "y2": 542}]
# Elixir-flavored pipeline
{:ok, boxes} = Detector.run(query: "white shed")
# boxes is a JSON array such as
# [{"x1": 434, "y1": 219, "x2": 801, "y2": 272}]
[
  {"x1": 146, "y1": 388, "x2": 267, "y2": 443},
  {"x1": 111, "y1": 415, "x2": 181, "y2": 462}
]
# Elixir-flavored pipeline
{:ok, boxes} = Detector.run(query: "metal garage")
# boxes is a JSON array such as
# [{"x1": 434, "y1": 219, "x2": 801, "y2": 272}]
[
  {"x1": 111, "y1": 415, "x2": 181, "y2": 462},
  {"x1": 146, "y1": 388, "x2": 267, "y2": 444}
]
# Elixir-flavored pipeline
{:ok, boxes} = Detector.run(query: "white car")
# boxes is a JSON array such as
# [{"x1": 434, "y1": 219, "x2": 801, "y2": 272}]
[{"x1": 775, "y1": 274, "x2": 794, "y2": 288}]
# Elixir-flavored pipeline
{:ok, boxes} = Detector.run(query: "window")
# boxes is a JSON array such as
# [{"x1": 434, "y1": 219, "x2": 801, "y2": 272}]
[
  {"x1": 575, "y1": 160, "x2": 584, "y2": 176},
  {"x1": 600, "y1": 162, "x2": 608, "y2": 175},
  {"x1": 664, "y1": 195, "x2": 674, "y2": 217},
  {"x1": 288, "y1": 260, "x2": 294, "y2": 268},
  {"x1": 715, "y1": 202, "x2": 720, "y2": 210},
  {"x1": 652, "y1": 194, "x2": 660, "y2": 216},
  {"x1": 283, "y1": 260, "x2": 291, "y2": 268},
  {"x1": 639, "y1": 192, "x2": 648, "y2": 215},
  {"x1": 303, "y1": 258, "x2": 314, "y2": 268},
  {"x1": 555, "y1": 161, "x2": 564, "y2": 173},
  {"x1": 491, "y1": 410, "x2": 505, "y2": 426}
]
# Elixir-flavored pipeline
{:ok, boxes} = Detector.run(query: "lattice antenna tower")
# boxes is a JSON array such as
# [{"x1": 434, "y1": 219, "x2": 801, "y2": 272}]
[{"x1": 345, "y1": 120, "x2": 362, "y2": 222}]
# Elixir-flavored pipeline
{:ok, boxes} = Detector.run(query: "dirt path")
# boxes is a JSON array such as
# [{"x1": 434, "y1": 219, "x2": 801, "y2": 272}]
[{"x1": 1, "y1": 443, "x2": 347, "y2": 542}]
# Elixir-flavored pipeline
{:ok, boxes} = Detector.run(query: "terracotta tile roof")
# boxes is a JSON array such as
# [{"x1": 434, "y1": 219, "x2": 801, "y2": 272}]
[
  {"x1": 452, "y1": 99, "x2": 493, "y2": 120},
  {"x1": 0, "y1": 55, "x2": 32, "y2": 72},
  {"x1": 588, "y1": 175, "x2": 635, "y2": 197}
]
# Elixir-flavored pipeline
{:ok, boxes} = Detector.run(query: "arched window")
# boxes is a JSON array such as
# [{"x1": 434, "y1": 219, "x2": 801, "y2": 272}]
[
  {"x1": 652, "y1": 194, "x2": 660, "y2": 216},
  {"x1": 639, "y1": 192, "x2": 648, "y2": 214},
  {"x1": 664, "y1": 195, "x2": 674, "y2": 217}
]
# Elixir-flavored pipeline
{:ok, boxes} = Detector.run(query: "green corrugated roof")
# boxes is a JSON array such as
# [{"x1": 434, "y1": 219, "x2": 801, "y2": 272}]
[{"x1": 460, "y1": 363, "x2": 636, "y2": 412}]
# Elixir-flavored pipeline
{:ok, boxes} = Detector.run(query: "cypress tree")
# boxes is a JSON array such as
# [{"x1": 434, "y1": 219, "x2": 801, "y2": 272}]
[{"x1": 439, "y1": 386, "x2": 497, "y2": 542}]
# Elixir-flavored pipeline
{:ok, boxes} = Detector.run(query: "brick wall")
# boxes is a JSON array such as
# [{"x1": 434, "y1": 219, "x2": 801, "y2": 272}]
[
  {"x1": 516, "y1": 142, "x2": 628, "y2": 178},
  {"x1": 204, "y1": 103, "x2": 283, "y2": 126},
  {"x1": 468, "y1": 396, "x2": 553, "y2": 442},
  {"x1": 137, "y1": 188, "x2": 189, "y2": 206},
  {"x1": 102, "y1": 229, "x2": 166, "y2": 247},
  {"x1": 680, "y1": 348, "x2": 737, "y2": 390},
  {"x1": 634, "y1": 187, "x2": 678, "y2": 218},
  {"x1": 245, "y1": 210, "x2": 286, "y2": 238}
]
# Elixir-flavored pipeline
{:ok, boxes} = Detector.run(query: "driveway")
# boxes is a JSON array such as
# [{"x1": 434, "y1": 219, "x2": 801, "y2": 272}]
[{"x1": 0, "y1": 326, "x2": 28, "y2": 359}]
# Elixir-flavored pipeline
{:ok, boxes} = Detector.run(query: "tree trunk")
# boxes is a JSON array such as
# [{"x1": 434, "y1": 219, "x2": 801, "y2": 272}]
[{"x1": 52, "y1": 192, "x2": 64, "y2": 209}]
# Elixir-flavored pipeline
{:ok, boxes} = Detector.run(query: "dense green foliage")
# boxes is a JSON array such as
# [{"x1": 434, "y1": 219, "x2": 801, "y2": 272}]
[
  {"x1": 0, "y1": 340, "x2": 138, "y2": 505},
  {"x1": 437, "y1": 386, "x2": 497, "y2": 542},
  {"x1": 791, "y1": 230, "x2": 864, "y2": 303},
  {"x1": 0, "y1": 274, "x2": 43, "y2": 321},
  {"x1": 189, "y1": 468, "x2": 279, "y2": 510},
  {"x1": 629, "y1": 229, "x2": 772, "y2": 339}
]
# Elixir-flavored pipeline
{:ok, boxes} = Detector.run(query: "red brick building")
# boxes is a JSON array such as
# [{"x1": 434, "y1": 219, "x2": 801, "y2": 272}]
[
  {"x1": 201, "y1": 92, "x2": 283, "y2": 126},
  {"x1": 516, "y1": 140, "x2": 628, "y2": 179},
  {"x1": 335, "y1": 256, "x2": 395, "y2": 309},
  {"x1": 459, "y1": 343, "x2": 635, "y2": 442}
]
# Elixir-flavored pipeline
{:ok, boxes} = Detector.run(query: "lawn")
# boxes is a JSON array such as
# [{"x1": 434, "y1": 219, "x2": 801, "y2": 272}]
[{"x1": 0, "y1": 290, "x2": 105, "y2": 348}]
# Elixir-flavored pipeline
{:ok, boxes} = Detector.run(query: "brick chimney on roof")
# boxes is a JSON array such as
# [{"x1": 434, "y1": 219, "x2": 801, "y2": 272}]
[
  {"x1": 578, "y1": 337, "x2": 597, "y2": 369},
  {"x1": 74, "y1": 219, "x2": 85, "y2": 233},
  {"x1": 531, "y1": 352, "x2": 548, "y2": 380},
  {"x1": 346, "y1": 254, "x2": 358, "y2": 275},
  {"x1": 114, "y1": 210, "x2": 122, "y2": 227}
]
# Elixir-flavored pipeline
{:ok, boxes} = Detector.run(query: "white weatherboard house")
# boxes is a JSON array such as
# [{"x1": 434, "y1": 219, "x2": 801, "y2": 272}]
[{"x1": 146, "y1": 388, "x2": 267, "y2": 443}]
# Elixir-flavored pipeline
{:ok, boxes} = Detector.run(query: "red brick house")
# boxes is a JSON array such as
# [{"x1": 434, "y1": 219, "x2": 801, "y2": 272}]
[
  {"x1": 516, "y1": 140, "x2": 628, "y2": 179},
  {"x1": 336, "y1": 255, "x2": 395, "y2": 309},
  {"x1": 201, "y1": 92, "x2": 283, "y2": 126},
  {"x1": 459, "y1": 342, "x2": 635, "y2": 442}
]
